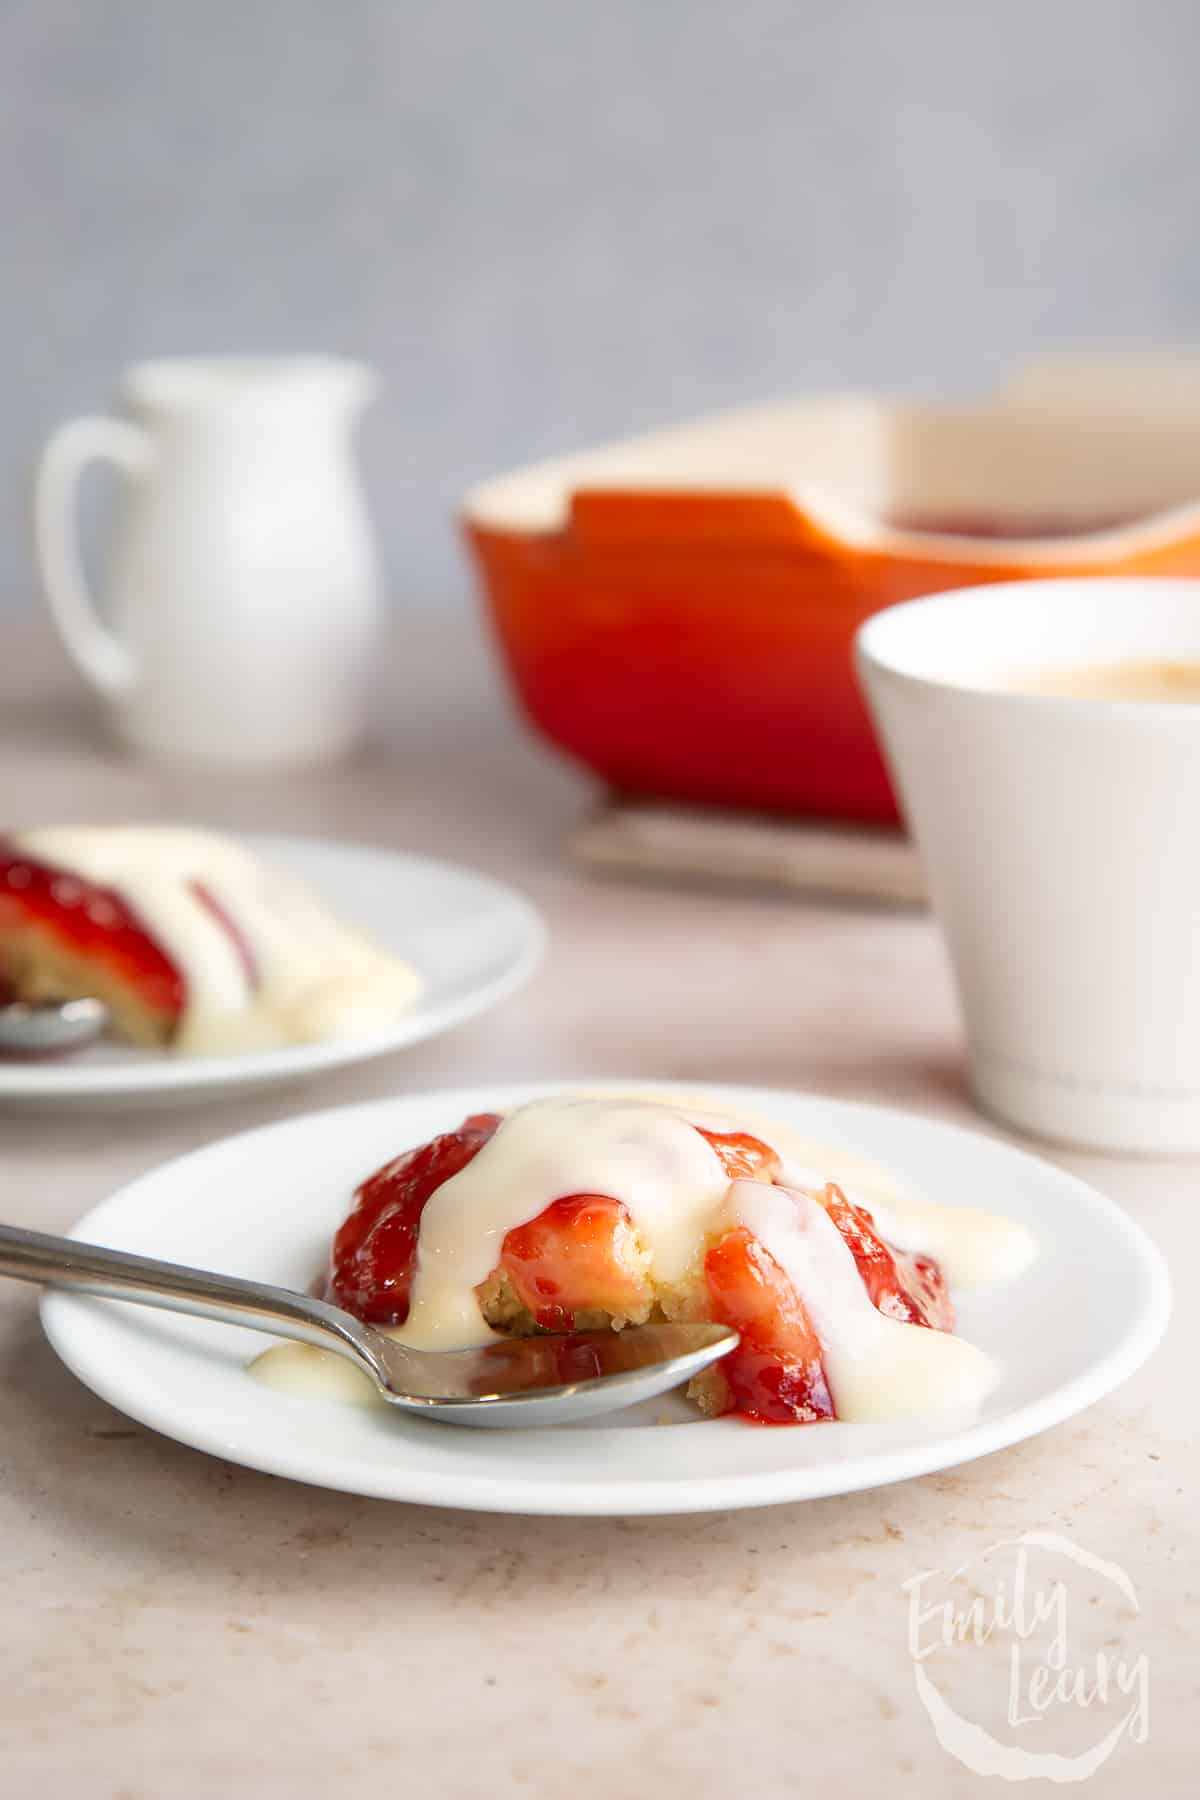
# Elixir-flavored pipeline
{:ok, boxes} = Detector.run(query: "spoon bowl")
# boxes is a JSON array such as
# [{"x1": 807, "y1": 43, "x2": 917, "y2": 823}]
[
  {"x1": 0, "y1": 997, "x2": 109, "y2": 1058},
  {"x1": 353, "y1": 1318, "x2": 737, "y2": 1426}
]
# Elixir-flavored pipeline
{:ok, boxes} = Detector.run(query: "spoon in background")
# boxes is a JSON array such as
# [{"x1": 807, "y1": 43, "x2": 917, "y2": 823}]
[
  {"x1": 0, "y1": 1223, "x2": 737, "y2": 1428},
  {"x1": 0, "y1": 997, "x2": 109, "y2": 1058}
]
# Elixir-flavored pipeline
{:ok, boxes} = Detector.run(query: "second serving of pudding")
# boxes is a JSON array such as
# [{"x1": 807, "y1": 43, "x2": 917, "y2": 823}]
[{"x1": 0, "y1": 825, "x2": 424, "y2": 1057}]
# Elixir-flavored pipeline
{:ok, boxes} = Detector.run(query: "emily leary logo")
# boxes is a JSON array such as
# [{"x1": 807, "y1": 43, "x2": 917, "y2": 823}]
[{"x1": 903, "y1": 1532, "x2": 1150, "y2": 1782}]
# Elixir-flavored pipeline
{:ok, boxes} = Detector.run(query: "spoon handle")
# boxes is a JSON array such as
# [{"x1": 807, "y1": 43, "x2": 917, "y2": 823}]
[{"x1": 0, "y1": 1222, "x2": 371, "y2": 1359}]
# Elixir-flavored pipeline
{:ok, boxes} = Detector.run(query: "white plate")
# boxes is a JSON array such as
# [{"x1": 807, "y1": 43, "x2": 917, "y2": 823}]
[
  {"x1": 40, "y1": 1082, "x2": 1170, "y2": 1515},
  {"x1": 0, "y1": 835, "x2": 544, "y2": 1105}
]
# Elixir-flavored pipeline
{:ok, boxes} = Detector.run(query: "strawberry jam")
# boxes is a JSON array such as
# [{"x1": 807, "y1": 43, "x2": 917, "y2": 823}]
[
  {"x1": 703, "y1": 1227, "x2": 834, "y2": 1424},
  {"x1": 500, "y1": 1192, "x2": 649, "y2": 1330},
  {"x1": 698, "y1": 1126, "x2": 781, "y2": 1184},
  {"x1": 818, "y1": 1183, "x2": 953, "y2": 1332},
  {"x1": 0, "y1": 845, "x2": 184, "y2": 1021},
  {"x1": 328, "y1": 1114, "x2": 501, "y2": 1323}
]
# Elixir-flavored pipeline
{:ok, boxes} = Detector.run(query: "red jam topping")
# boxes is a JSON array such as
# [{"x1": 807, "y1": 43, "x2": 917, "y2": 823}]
[
  {"x1": 500, "y1": 1193, "x2": 649, "y2": 1330},
  {"x1": 328, "y1": 1113, "x2": 501, "y2": 1323},
  {"x1": 703, "y1": 1226, "x2": 834, "y2": 1424},
  {"x1": 697, "y1": 1126, "x2": 782, "y2": 1183},
  {"x1": 190, "y1": 880, "x2": 258, "y2": 987},
  {"x1": 819, "y1": 1183, "x2": 953, "y2": 1332},
  {"x1": 0, "y1": 846, "x2": 184, "y2": 1020}
]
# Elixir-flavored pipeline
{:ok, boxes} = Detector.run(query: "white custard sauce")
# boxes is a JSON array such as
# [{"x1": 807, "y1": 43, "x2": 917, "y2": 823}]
[
  {"x1": 397, "y1": 1095, "x2": 730, "y2": 1350},
  {"x1": 723, "y1": 1179, "x2": 997, "y2": 1419}
]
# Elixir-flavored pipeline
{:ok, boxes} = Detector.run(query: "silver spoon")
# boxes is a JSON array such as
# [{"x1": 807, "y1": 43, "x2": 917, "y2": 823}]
[
  {"x1": 0, "y1": 1223, "x2": 736, "y2": 1428},
  {"x1": 0, "y1": 997, "x2": 109, "y2": 1058}
]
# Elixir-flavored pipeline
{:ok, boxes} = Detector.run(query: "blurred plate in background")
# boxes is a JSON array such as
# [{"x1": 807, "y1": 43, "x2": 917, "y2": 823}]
[{"x1": 0, "y1": 834, "x2": 544, "y2": 1107}]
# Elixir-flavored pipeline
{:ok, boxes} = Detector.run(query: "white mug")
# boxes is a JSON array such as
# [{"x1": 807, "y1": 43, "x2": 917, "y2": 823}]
[
  {"x1": 33, "y1": 356, "x2": 385, "y2": 768},
  {"x1": 858, "y1": 577, "x2": 1200, "y2": 1154}
]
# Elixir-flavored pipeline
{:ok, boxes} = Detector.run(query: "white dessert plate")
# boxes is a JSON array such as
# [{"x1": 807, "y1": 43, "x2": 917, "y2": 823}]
[
  {"x1": 40, "y1": 1081, "x2": 1170, "y2": 1515},
  {"x1": 0, "y1": 835, "x2": 544, "y2": 1105}
]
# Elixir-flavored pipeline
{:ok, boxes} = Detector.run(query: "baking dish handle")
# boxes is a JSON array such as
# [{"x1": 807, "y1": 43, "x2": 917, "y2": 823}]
[{"x1": 566, "y1": 489, "x2": 847, "y2": 549}]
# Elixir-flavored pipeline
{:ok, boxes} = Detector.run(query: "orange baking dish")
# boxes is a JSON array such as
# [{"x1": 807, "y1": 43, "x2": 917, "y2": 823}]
[{"x1": 462, "y1": 358, "x2": 1200, "y2": 823}]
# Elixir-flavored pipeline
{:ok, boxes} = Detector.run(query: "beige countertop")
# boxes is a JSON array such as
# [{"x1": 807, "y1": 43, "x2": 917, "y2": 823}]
[{"x1": 1, "y1": 618, "x2": 1192, "y2": 1798}]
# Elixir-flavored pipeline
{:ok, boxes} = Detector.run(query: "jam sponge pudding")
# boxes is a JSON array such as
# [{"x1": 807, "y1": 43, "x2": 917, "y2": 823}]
[
  {"x1": 325, "y1": 1094, "x2": 1035, "y2": 1425},
  {"x1": 0, "y1": 826, "x2": 422, "y2": 1055}
]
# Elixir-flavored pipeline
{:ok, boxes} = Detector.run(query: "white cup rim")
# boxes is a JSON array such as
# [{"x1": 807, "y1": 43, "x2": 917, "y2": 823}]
[{"x1": 856, "y1": 574, "x2": 1200, "y2": 712}]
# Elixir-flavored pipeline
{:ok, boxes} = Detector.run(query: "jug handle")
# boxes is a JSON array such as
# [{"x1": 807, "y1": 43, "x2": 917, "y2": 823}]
[{"x1": 32, "y1": 416, "x2": 153, "y2": 697}]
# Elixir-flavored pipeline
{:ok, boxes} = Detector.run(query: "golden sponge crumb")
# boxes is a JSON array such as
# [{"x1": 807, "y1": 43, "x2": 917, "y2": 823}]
[
  {"x1": 474, "y1": 1260, "x2": 715, "y2": 1340},
  {"x1": 686, "y1": 1365, "x2": 733, "y2": 1418},
  {"x1": 0, "y1": 919, "x2": 173, "y2": 1047},
  {"x1": 470, "y1": 1225, "x2": 733, "y2": 1416}
]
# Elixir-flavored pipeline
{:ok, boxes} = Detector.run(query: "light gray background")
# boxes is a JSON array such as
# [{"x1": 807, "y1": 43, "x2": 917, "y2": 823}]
[{"x1": 4, "y1": 0, "x2": 1199, "y2": 617}]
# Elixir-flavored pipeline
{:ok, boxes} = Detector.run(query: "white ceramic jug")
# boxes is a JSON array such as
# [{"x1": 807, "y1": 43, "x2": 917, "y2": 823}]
[{"x1": 33, "y1": 356, "x2": 385, "y2": 768}]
